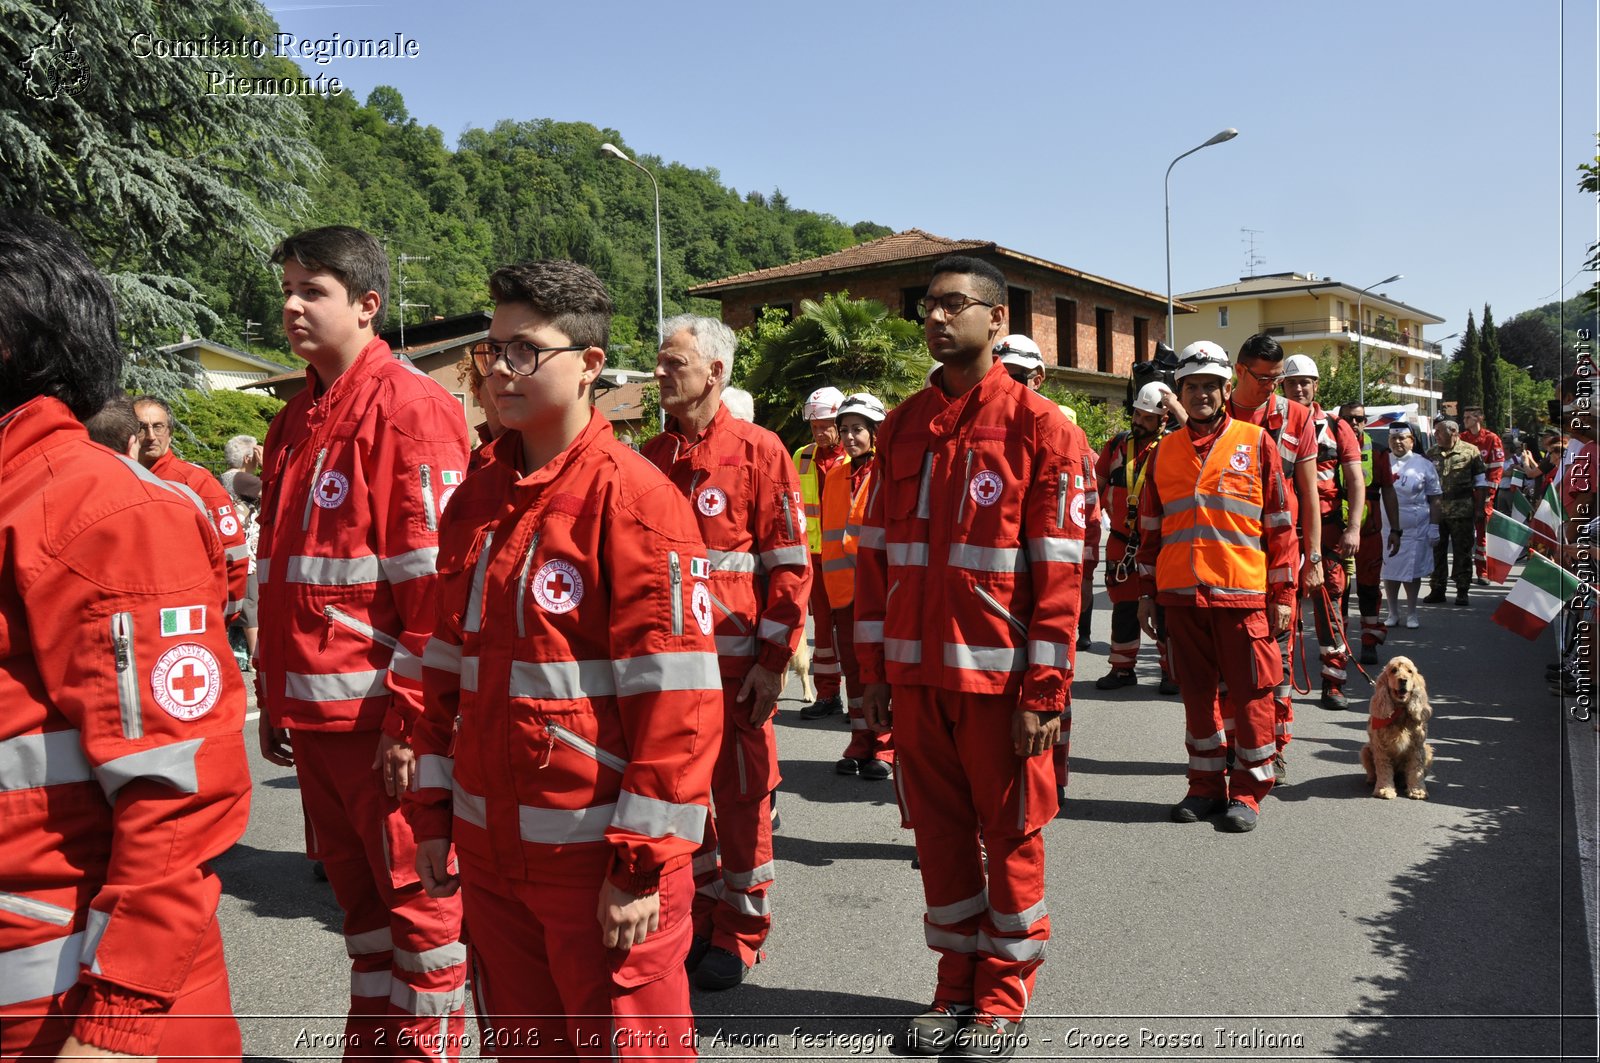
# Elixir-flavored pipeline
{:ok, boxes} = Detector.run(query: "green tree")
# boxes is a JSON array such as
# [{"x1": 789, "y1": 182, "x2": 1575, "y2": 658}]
[
  {"x1": 1582, "y1": 137, "x2": 1599, "y2": 315},
  {"x1": 1314, "y1": 344, "x2": 1394, "y2": 410},
  {"x1": 1036, "y1": 384, "x2": 1128, "y2": 451},
  {"x1": 1452, "y1": 312, "x2": 1483, "y2": 411},
  {"x1": 171, "y1": 387, "x2": 284, "y2": 474},
  {"x1": 1498, "y1": 313, "x2": 1562, "y2": 380},
  {"x1": 1481, "y1": 303, "x2": 1506, "y2": 429}
]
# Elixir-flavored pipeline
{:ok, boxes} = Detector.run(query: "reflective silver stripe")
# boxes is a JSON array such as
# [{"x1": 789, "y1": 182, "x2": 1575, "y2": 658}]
[
  {"x1": 887, "y1": 541, "x2": 929, "y2": 567},
  {"x1": 325, "y1": 606, "x2": 403, "y2": 653},
  {"x1": 855, "y1": 620, "x2": 884, "y2": 644},
  {"x1": 709, "y1": 549, "x2": 758, "y2": 573},
  {"x1": 821, "y1": 528, "x2": 846, "y2": 543},
  {"x1": 614, "y1": 790, "x2": 707, "y2": 842},
  {"x1": 256, "y1": 558, "x2": 271, "y2": 584},
  {"x1": 0, "y1": 930, "x2": 86, "y2": 1007},
  {"x1": 548, "y1": 723, "x2": 628, "y2": 774},
  {"x1": 395, "y1": 942, "x2": 467, "y2": 972},
  {"x1": 945, "y1": 642, "x2": 1026, "y2": 673},
  {"x1": 1170, "y1": 492, "x2": 1263, "y2": 519},
  {"x1": 416, "y1": 755, "x2": 454, "y2": 791},
  {"x1": 463, "y1": 530, "x2": 494, "y2": 634},
  {"x1": 721, "y1": 860, "x2": 776, "y2": 890},
  {"x1": 1057, "y1": 472, "x2": 1069, "y2": 529},
  {"x1": 857, "y1": 525, "x2": 886, "y2": 550},
  {"x1": 508, "y1": 659, "x2": 616, "y2": 700},
  {"x1": 1316, "y1": 469, "x2": 1337, "y2": 481},
  {"x1": 1136, "y1": 564, "x2": 1155, "y2": 576},
  {"x1": 422, "y1": 638, "x2": 463, "y2": 675},
  {"x1": 1269, "y1": 566, "x2": 1295, "y2": 582},
  {"x1": 925, "y1": 926, "x2": 979, "y2": 953},
  {"x1": 1027, "y1": 537, "x2": 1085, "y2": 564},
  {"x1": 989, "y1": 899, "x2": 1048, "y2": 935},
  {"x1": 1139, "y1": 515, "x2": 1162, "y2": 531},
  {"x1": 0, "y1": 892, "x2": 73, "y2": 926},
  {"x1": 915, "y1": 453, "x2": 933, "y2": 519},
  {"x1": 352, "y1": 970, "x2": 393, "y2": 998},
  {"x1": 1029, "y1": 640, "x2": 1071, "y2": 668},
  {"x1": 613, "y1": 652, "x2": 722, "y2": 697},
  {"x1": 720, "y1": 890, "x2": 771, "y2": 918},
  {"x1": 1266, "y1": 511, "x2": 1294, "y2": 527},
  {"x1": 286, "y1": 554, "x2": 383, "y2": 585},
  {"x1": 223, "y1": 599, "x2": 244, "y2": 620},
  {"x1": 756, "y1": 618, "x2": 792, "y2": 643},
  {"x1": 1187, "y1": 729, "x2": 1225, "y2": 752},
  {"x1": 111, "y1": 613, "x2": 141, "y2": 740},
  {"x1": 390, "y1": 983, "x2": 466, "y2": 1017},
  {"x1": 1236, "y1": 741, "x2": 1276, "y2": 763},
  {"x1": 520, "y1": 803, "x2": 613, "y2": 844},
  {"x1": 760, "y1": 545, "x2": 809, "y2": 570},
  {"x1": 381, "y1": 547, "x2": 440, "y2": 584},
  {"x1": 927, "y1": 890, "x2": 988, "y2": 925},
  {"x1": 81, "y1": 907, "x2": 109, "y2": 974},
  {"x1": 693, "y1": 853, "x2": 720, "y2": 875},
  {"x1": 458, "y1": 655, "x2": 480, "y2": 692},
  {"x1": 885, "y1": 638, "x2": 923, "y2": 664},
  {"x1": 301, "y1": 447, "x2": 327, "y2": 531},
  {"x1": 850, "y1": 718, "x2": 869, "y2": 730},
  {"x1": 94, "y1": 739, "x2": 203, "y2": 798},
  {"x1": 949, "y1": 542, "x2": 1024, "y2": 573},
  {"x1": 1189, "y1": 755, "x2": 1227, "y2": 772},
  {"x1": 286, "y1": 669, "x2": 388, "y2": 702},
  {"x1": 703, "y1": 587, "x2": 749, "y2": 632},
  {"x1": 820, "y1": 556, "x2": 855, "y2": 574},
  {"x1": 1323, "y1": 666, "x2": 1348, "y2": 681},
  {"x1": 418, "y1": 465, "x2": 438, "y2": 534},
  {"x1": 974, "y1": 585, "x2": 1027, "y2": 636},
  {"x1": 1163, "y1": 525, "x2": 1262, "y2": 548},
  {"x1": 1247, "y1": 762, "x2": 1277, "y2": 782},
  {"x1": 346, "y1": 927, "x2": 395, "y2": 956},
  {"x1": 452, "y1": 782, "x2": 487, "y2": 828},
  {"x1": 716, "y1": 634, "x2": 757, "y2": 656},
  {"x1": 224, "y1": 544, "x2": 252, "y2": 562},
  {"x1": 978, "y1": 930, "x2": 1046, "y2": 963}
]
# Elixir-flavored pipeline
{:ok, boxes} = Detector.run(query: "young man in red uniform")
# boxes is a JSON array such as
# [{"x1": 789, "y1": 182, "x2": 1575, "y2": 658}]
[
  {"x1": 1280, "y1": 356, "x2": 1365, "y2": 709},
  {"x1": 1225, "y1": 334, "x2": 1321, "y2": 780},
  {"x1": 642, "y1": 315, "x2": 812, "y2": 991},
  {"x1": 1337, "y1": 402, "x2": 1399, "y2": 667},
  {"x1": 407, "y1": 261, "x2": 721, "y2": 1060},
  {"x1": 794, "y1": 387, "x2": 847, "y2": 719},
  {"x1": 256, "y1": 226, "x2": 471, "y2": 1060},
  {"x1": 1136, "y1": 342, "x2": 1298, "y2": 833},
  {"x1": 858, "y1": 256, "x2": 1090, "y2": 1059},
  {"x1": 0, "y1": 211, "x2": 252, "y2": 1059},
  {"x1": 1458, "y1": 406, "x2": 1505, "y2": 584}
]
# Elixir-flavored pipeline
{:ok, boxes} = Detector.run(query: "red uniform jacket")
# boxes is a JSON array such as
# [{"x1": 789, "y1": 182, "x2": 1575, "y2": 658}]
[
  {"x1": 256, "y1": 338, "x2": 471, "y2": 737},
  {"x1": 854, "y1": 360, "x2": 1090, "y2": 714},
  {"x1": 149, "y1": 449, "x2": 250, "y2": 620},
  {"x1": 642, "y1": 404, "x2": 812, "y2": 678},
  {"x1": 406, "y1": 411, "x2": 721, "y2": 894},
  {"x1": 0, "y1": 398, "x2": 250, "y2": 1054},
  {"x1": 1459, "y1": 427, "x2": 1505, "y2": 487},
  {"x1": 1228, "y1": 394, "x2": 1316, "y2": 528},
  {"x1": 1309, "y1": 402, "x2": 1363, "y2": 521}
]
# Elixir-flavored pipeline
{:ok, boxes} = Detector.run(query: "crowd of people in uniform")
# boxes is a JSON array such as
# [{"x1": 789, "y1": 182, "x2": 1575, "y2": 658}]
[{"x1": 1, "y1": 207, "x2": 1589, "y2": 1063}]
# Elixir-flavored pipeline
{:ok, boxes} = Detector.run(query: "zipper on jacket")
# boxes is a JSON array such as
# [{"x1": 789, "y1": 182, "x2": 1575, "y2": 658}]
[
  {"x1": 956, "y1": 447, "x2": 975, "y2": 523},
  {"x1": 1057, "y1": 472, "x2": 1069, "y2": 529},
  {"x1": 323, "y1": 604, "x2": 403, "y2": 653},
  {"x1": 0, "y1": 891, "x2": 73, "y2": 926},
  {"x1": 974, "y1": 584, "x2": 1028, "y2": 638},
  {"x1": 515, "y1": 533, "x2": 540, "y2": 639},
  {"x1": 780, "y1": 490, "x2": 796, "y2": 541},
  {"x1": 886, "y1": 579, "x2": 901, "y2": 609},
  {"x1": 111, "y1": 612, "x2": 141, "y2": 739},
  {"x1": 669, "y1": 551, "x2": 684, "y2": 636},
  {"x1": 301, "y1": 447, "x2": 328, "y2": 531},
  {"x1": 419, "y1": 464, "x2": 438, "y2": 533},
  {"x1": 464, "y1": 529, "x2": 495, "y2": 634},
  {"x1": 546, "y1": 722, "x2": 628, "y2": 774}
]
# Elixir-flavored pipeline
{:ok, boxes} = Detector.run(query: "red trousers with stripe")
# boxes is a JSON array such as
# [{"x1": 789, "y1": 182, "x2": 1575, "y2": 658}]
[
  {"x1": 807, "y1": 557, "x2": 841, "y2": 698},
  {"x1": 294, "y1": 730, "x2": 467, "y2": 1062},
  {"x1": 462, "y1": 863, "x2": 696, "y2": 1062},
  {"x1": 1166, "y1": 606, "x2": 1280, "y2": 810},
  {"x1": 1309, "y1": 540, "x2": 1351, "y2": 692},
  {"x1": 689, "y1": 680, "x2": 779, "y2": 965},
  {"x1": 894, "y1": 685, "x2": 1055, "y2": 1023},
  {"x1": 833, "y1": 605, "x2": 893, "y2": 763}
]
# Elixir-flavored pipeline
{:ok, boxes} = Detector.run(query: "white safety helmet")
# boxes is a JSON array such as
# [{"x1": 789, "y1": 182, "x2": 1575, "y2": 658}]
[
  {"x1": 1133, "y1": 380, "x2": 1175, "y2": 414},
  {"x1": 1174, "y1": 340, "x2": 1232, "y2": 382},
  {"x1": 1282, "y1": 354, "x2": 1319, "y2": 380},
  {"x1": 835, "y1": 392, "x2": 887, "y2": 425},
  {"x1": 994, "y1": 334, "x2": 1044, "y2": 373},
  {"x1": 802, "y1": 386, "x2": 845, "y2": 421}
]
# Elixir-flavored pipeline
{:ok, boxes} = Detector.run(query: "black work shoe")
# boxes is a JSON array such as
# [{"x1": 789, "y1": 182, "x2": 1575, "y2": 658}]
[
  {"x1": 1423, "y1": 590, "x2": 1447, "y2": 604},
  {"x1": 905, "y1": 1002, "x2": 975, "y2": 1055},
  {"x1": 1473, "y1": 576, "x2": 1489, "y2": 587},
  {"x1": 1075, "y1": 635, "x2": 1092, "y2": 651},
  {"x1": 1221, "y1": 799, "x2": 1259, "y2": 832},
  {"x1": 693, "y1": 946, "x2": 749, "y2": 991},
  {"x1": 1454, "y1": 592, "x2": 1469, "y2": 607},
  {"x1": 1158, "y1": 676, "x2": 1181, "y2": 696},
  {"x1": 1320, "y1": 688, "x2": 1350, "y2": 711},
  {"x1": 769, "y1": 790, "x2": 781, "y2": 832},
  {"x1": 1055, "y1": 784, "x2": 1067, "y2": 806},
  {"x1": 835, "y1": 756, "x2": 860, "y2": 776},
  {"x1": 859, "y1": 758, "x2": 892, "y2": 781},
  {"x1": 1272, "y1": 751, "x2": 1289, "y2": 786},
  {"x1": 949, "y1": 1016, "x2": 1025, "y2": 1059},
  {"x1": 1095, "y1": 669, "x2": 1137, "y2": 690},
  {"x1": 685, "y1": 934, "x2": 710, "y2": 973},
  {"x1": 311, "y1": 861, "x2": 327, "y2": 882},
  {"x1": 1359, "y1": 645, "x2": 1379, "y2": 666},
  {"x1": 800, "y1": 694, "x2": 843, "y2": 720},
  {"x1": 1170, "y1": 795, "x2": 1227, "y2": 823}
]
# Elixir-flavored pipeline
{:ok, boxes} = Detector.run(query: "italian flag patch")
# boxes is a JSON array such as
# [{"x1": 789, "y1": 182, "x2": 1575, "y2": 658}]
[
  {"x1": 160, "y1": 606, "x2": 206, "y2": 637},
  {"x1": 690, "y1": 557, "x2": 712, "y2": 579},
  {"x1": 441, "y1": 470, "x2": 465, "y2": 486}
]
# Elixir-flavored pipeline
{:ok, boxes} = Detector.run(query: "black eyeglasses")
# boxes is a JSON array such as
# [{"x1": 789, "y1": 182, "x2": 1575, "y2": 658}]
[
  {"x1": 917, "y1": 292, "x2": 994, "y2": 320},
  {"x1": 1345, "y1": 414, "x2": 1368, "y2": 424},
  {"x1": 136, "y1": 421, "x2": 170, "y2": 435},
  {"x1": 1239, "y1": 365, "x2": 1284, "y2": 387},
  {"x1": 470, "y1": 339, "x2": 588, "y2": 377}
]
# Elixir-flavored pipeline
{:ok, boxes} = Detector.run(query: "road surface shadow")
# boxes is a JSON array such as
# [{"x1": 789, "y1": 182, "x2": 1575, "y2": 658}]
[
  {"x1": 689, "y1": 987, "x2": 930, "y2": 1058},
  {"x1": 216, "y1": 842, "x2": 343, "y2": 933}
]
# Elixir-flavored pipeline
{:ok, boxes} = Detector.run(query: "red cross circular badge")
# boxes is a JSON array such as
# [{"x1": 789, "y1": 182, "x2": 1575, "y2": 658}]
[
  {"x1": 1228, "y1": 452, "x2": 1250, "y2": 472},
  {"x1": 218, "y1": 513, "x2": 239, "y2": 537},
  {"x1": 314, "y1": 469, "x2": 350, "y2": 509},
  {"x1": 151, "y1": 643, "x2": 222, "y2": 721},
  {"x1": 691, "y1": 582, "x2": 714, "y2": 635},
  {"x1": 969, "y1": 471, "x2": 1004, "y2": 507},
  {"x1": 1070, "y1": 493, "x2": 1088, "y2": 528},
  {"x1": 532, "y1": 559, "x2": 584, "y2": 614},
  {"x1": 697, "y1": 487, "x2": 728, "y2": 517}
]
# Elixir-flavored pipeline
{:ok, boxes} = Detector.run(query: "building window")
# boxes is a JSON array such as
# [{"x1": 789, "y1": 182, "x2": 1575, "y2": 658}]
[
  {"x1": 902, "y1": 286, "x2": 928, "y2": 323},
  {"x1": 1095, "y1": 307, "x2": 1114, "y2": 373},
  {"x1": 1056, "y1": 298, "x2": 1078, "y2": 367},
  {"x1": 1218, "y1": 305, "x2": 1229, "y2": 328},
  {"x1": 1133, "y1": 317, "x2": 1149, "y2": 362},
  {"x1": 1008, "y1": 287, "x2": 1033, "y2": 336}
]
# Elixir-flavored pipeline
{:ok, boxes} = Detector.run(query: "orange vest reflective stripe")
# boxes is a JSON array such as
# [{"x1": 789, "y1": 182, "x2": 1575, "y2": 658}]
[
  {"x1": 1152, "y1": 418, "x2": 1268, "y2": 599},
  {"x1": 819, "y1": 459, "x2": 872, "y2": 609}
]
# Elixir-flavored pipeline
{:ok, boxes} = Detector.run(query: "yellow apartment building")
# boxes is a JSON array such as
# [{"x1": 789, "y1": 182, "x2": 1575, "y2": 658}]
[{"x1": 1173, "y1": 272, "x2": 1446, "y2": 410}]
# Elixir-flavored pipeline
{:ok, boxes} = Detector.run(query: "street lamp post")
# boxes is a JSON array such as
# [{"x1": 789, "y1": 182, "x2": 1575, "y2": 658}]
[
  {"x1": 1355, "y1": 273, "x2": 1404, "y2": 405},
  {"x1": 1426, "y1": 331, "x2": 1460, "y2": 421},
  {"x1": 600, "y1": 143, "x2": 664, "y2": 344},
  {"x1": 1165, "y1": 128, "x2": 1239, "y2": 348}
]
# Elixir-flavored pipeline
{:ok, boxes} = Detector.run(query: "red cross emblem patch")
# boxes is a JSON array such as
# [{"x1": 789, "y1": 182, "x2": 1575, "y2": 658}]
[
  {"x1": 969, "y1": 471, "x2": 1004, "y2": 507},
  {"x1": 314, "y1": 469, "x2": 350, "y2": 509},
  {"x1": 150, "y1": 643, "x2": 222, "y2": 721},
  {"x1": 532, "y1": 559, "x2": 584, "y2": 614},
  {"x1": 691, "y1": 582, "x2": 714, "y2": 635},
  {"x1": 697, "y1": 487, "x2": 728, "y2": 517}
]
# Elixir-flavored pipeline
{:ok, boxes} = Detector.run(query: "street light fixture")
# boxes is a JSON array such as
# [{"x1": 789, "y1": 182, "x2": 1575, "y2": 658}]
[
  {"x1": 1165, "y1": 128, "x2": 1239, "y2": 348},
  {"x1": 1355, "y1": 273, "x2": 1404, "y2": 405},
  {"x1": 600, "y1": 142, "x2": 664, "y2": 344},
  {"x1": 1425, "y1": 331, "x2": 1460, "y2": 422}
]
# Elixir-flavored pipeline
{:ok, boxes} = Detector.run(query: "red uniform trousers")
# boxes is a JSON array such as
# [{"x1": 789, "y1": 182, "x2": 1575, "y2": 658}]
[
  {"x1": 294, "y1": 730, "x2": 467, "y2": 1062},
  {"x1": 0, "y1": 920, "x2": 238, "y2": 1061},
  {"x1": 894, "y1": 685, "x2": 1055, "y2": 1024},
  {"x1": 462, "y1": 863, "x2": 696, "y2": 1062},
  {"x1": 1166, "y1": 606, "x2": 1280, "y2": 810},
  {"x1": 1353, "y1": 527, "x2": 1387, "y2": 652},
  {"x1": 1104, "y1": 563, "x2": 1172, "y2": 678},
  {"x1": 1310, "y1": 525, "x2": 1352, "y2": 693},
  {"x1": 807, "y1": 558, "x2": 841, "y2": 699},
  {"x1": 690, "y1": 679, "x2": 779, "y2": 966},
  {"x1": 1473, "y1": 495, "x2": 1494, "y2": 577},
  {"x1": 833, "y1": 605, "x2": 893, "y2": 763}
]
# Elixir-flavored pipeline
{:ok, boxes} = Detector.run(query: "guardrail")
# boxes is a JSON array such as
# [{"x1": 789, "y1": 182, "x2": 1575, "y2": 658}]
[{"x1": 1258, "y1": 318, "x2": 1443, "y2": 355}]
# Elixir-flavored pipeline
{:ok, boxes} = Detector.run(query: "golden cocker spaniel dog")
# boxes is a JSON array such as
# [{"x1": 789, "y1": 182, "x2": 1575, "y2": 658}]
[{"x1": 1360, "y1": 655, "x2": 1433, "y2": 800}]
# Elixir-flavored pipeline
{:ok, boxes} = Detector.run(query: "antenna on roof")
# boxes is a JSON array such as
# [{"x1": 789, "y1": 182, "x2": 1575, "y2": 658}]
[
  {"x1": 395, "y1": 254, "x2": 432, "y2": 350},
  {"x1": 1241, "y1": 229, "x2": 1265, "y2": 278}
]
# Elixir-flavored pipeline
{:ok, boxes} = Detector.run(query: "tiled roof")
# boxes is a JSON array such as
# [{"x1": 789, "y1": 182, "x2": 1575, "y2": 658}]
[{"x1": 596, "y1": 381, "x2": 651, "y2": 423}]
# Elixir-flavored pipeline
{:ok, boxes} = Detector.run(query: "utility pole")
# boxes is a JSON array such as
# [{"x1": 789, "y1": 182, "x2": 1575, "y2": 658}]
[
  {"x1": 395, "y1": 254, "x2": 431, "y2": 351},
  {"x1": 241, "y1": 319, "x2": 262, "y2": 345}
]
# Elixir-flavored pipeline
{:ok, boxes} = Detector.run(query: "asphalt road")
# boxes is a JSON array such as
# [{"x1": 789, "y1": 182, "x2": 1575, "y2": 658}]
[{"x1": 216, "y1": 574, "x2": 1598, "y2": 1061}]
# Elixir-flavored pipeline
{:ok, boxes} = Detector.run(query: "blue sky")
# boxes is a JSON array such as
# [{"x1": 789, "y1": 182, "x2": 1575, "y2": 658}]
[{"x1": 264, "y1": 0, "x2": 1597, "y2": 346}]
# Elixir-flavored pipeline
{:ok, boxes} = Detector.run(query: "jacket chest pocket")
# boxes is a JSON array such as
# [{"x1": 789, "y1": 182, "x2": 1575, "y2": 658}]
[
  {"x1": 689, "y1": 466, "x2": 751, "y2": 548},
  {"x1": 952, "y1": 441, "x2": 1024, "y2": 541},
  {"x1": 884, "y1": 442, "x2": 933, "y2": 522}
]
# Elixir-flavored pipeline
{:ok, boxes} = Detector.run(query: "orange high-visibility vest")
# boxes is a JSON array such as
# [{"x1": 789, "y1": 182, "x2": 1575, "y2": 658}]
[
  {"x1": 819, "y1": 457, "x2": 873, "y2": 609},
  {"x1": 1152, "y1": 418, "x2": 1268, "y2": 599}
]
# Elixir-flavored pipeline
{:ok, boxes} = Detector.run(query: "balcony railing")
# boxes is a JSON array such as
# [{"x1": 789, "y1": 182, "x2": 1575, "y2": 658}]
[{"x1": 1258, "y1": 318, "x2": 1443, "y2": 355}]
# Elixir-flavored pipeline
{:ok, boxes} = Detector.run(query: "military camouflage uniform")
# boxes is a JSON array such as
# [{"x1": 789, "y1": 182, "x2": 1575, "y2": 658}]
[{"x1": 1429, "y1": 439, "x2": 1487, "y2": 598}]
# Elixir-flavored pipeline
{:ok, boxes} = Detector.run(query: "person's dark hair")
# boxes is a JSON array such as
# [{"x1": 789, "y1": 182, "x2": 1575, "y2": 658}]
[
  {"x1": 1462, "y1": 405, "x2": 1484, "y2": 415},
  {"x1": 930, "y1": 255, "x2": 1007, "y2": 307},
  {"x1": 83, "y1": 394, "x2": 138, "y2": 452},
  {"x1": 0, "y1": 211, "x2": 122, "y2": 418},
  {"x1": 488, "y1": 260, "x2": 613, "y2": 351},
  {"x1": 1236, "y1": 333, "x2": 1284, "y2": 365},
  {"x1": 272, "y1": 225, "x2": 389, "y2": 319},
  {"x1": 131, "y1": 394, "x2": 176, "y2": 431}
]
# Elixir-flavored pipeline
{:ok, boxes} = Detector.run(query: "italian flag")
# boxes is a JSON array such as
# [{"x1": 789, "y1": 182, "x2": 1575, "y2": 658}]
[
  {"x1": 1528, "y1": 484, "x2": 1565, "y2": 544},
  {"x1": 1504, "y1": 484, "x2": 1532, "y2": 523},
  {"x1": 1491, "y1": 553, "x2": 1580, "y2": 640},
  {"x1": 1483, "y1": 512, "x2": 1532, "y2": 584},
  {"x1": 160, "y1": 605, "x2": 206, "y2": 636}
]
